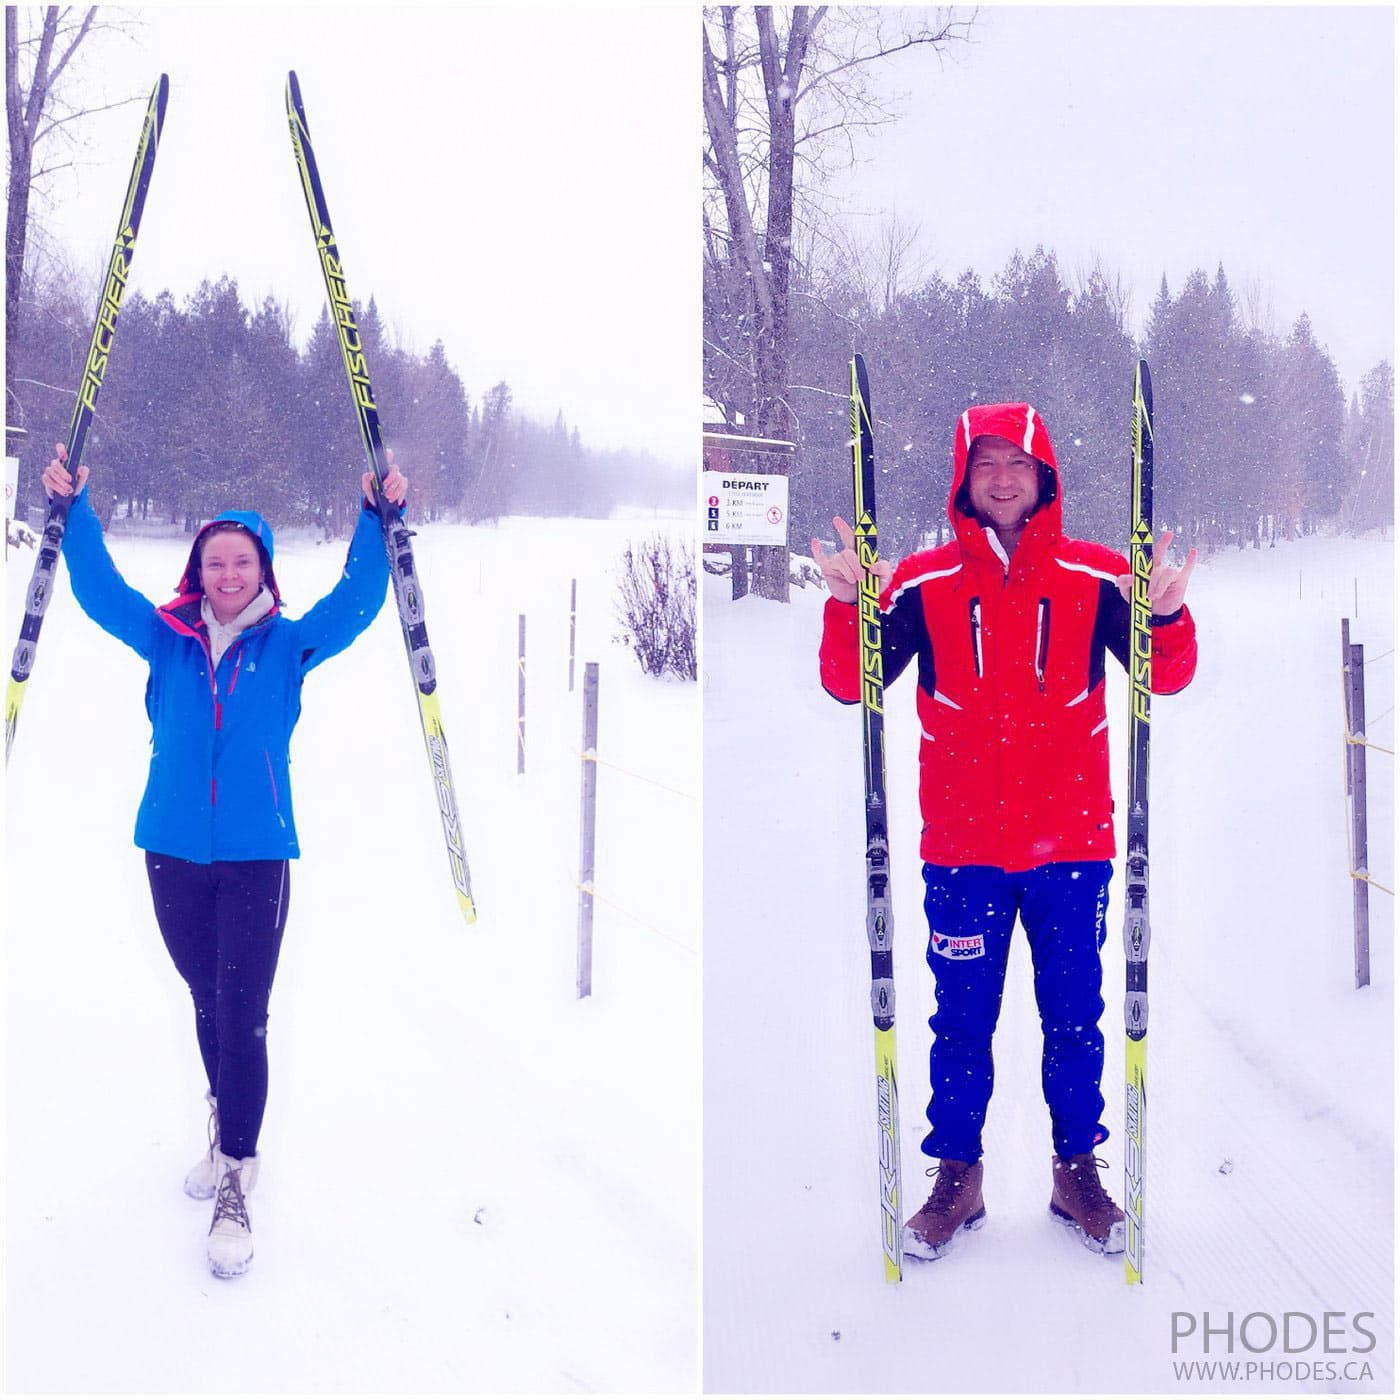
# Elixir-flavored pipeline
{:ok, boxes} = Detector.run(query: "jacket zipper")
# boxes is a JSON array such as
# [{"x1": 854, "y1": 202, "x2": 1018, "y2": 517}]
[
  {"x1": 1034, "y1": 598, "x2": 1050, "y2": 692},
  {"x1": 968, "y1": 598, "x2": 984, "y2": 678},
  {"x1": 212, "y1": 641, "x2": 248, "y2": 731}
]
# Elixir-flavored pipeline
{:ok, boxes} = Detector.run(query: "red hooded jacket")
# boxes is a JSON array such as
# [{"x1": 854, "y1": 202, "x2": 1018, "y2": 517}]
[{"x1": 820, "y1": 402, "x2": 1197, "y2": 872}]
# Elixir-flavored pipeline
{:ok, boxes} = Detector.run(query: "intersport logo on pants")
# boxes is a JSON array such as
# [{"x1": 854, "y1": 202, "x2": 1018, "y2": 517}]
[{"x1": 930, "y1": 931, "x2": 985, "y2": 960}]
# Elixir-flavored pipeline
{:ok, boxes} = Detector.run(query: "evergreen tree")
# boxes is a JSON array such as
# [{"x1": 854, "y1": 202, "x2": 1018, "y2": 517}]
[
  {"x1": 1340, "y1": 362, "x2": 1394, "y2": 533},
  {"x1": 243, "y1": 295, "x2": 303, "y2": 524},
  {"x1": 1274, "y1": 313, "x2": 1345, "y2": 536},
  {"x1": 299, "y1": 304, "x2": 362, "y2": 536},
  {"x1": 405, "y1": 340, "x2": 470, "y2": 521},
  {"x1": 464, "y1": 381, "x2": 513, "y2": 522}
]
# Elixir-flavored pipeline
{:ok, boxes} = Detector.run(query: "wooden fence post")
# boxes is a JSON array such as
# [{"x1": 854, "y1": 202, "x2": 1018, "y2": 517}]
[
  {"x1": 569, "y1": 578, "x2": 577, "y2": 692},
  {"x1": 1348, "y1": 634, "x2": 1371, "y2": 989},
  {"x1": 577, "y1": 662, "x2": 599, "y2": 999},
  {"x1": 1342, "y1": 619, "x2": 1353, "y2": 797},
  {"x1": 517, "y1": 614, "x2": 526, "y2": 775}
]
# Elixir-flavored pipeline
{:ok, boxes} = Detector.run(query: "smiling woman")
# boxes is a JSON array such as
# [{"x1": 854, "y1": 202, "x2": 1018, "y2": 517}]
[
  {"x1": 37, "y1": 442, "x2": 408, "y2": 1280},
  {"x1": 196, "y1": 521, "x2": 271, "y2": 627},
  {"x1": 3, "y1": 4, "x2": 701, "y2": 1390}
]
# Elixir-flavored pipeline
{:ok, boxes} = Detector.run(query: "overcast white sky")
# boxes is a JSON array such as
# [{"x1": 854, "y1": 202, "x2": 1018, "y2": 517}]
[
  {"x1": 31, "y1": 6, "x2": 695, "y2": 463},
  {"x1": 829, "y1": 5, "x2": 1394, "y2": 395},
  {"x1": 24, "y1": 3, "x2": 1394, "y2": 465}
]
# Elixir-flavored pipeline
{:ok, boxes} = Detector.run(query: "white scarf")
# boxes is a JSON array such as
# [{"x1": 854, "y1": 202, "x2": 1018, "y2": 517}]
[{"x1": 201, "y1": 585, "x2": 276, "y2": 669}]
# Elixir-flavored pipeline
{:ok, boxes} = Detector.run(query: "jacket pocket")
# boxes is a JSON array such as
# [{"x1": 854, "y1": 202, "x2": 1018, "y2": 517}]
[{"x1": 263, "y1": 749, "x2": 287, "y2": 828}]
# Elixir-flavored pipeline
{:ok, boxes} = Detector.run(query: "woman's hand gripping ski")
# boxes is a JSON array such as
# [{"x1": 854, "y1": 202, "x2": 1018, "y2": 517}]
[
  {"x1": 40, "y1": 442, "x2": 88, "y2": 499},
  {"x1": 362, "y1": 447, "x2": 408, "y2": 506},
  {"x1": 810, "y1": 516, "x2": 893, "y2": 605},
  {"x1": 1115, "y1": 529, "x2": 1199, "y2": 617}
]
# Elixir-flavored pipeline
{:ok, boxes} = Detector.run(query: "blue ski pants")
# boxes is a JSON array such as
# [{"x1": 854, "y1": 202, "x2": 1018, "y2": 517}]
[
  {"x1": 145, "y1": 852, "x2": 290, "y2": 1159},
  {"x1": 920, "y1": 860, "x2": 1113, "y2": 1163}
]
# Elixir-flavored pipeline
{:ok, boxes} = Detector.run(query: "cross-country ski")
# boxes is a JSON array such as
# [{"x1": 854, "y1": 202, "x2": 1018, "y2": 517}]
[
  {"x1": 5, "y1": 76, "x2": 168, "y2": 762},
  {"x1": 848, "y1": 353, "x2": 904, "y2": 1282},
  {"x1": 284, "y1": 70, "x2": 476, "y2": 924}
]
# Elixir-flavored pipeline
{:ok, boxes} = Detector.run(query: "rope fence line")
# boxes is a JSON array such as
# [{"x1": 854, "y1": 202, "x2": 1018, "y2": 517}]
[
  {"x1": 1350, "y1": 871, "x2": 1395, "y2": 898},
  {"x1": 575, "y1": 881, "x2": 699, "y2": 956},
  {"x1": 520, "y1": 725, "x2": 698, "y2": 806},
  {"x1": 571, "y1": 737, "x2": 698, "y2": 962},
  {"x1": 1363, "y1": 649, "x2": 1394, "y2": 667},
  {"x1": 583, "y1": 750, "x2": 698, "y2": 802},
  {"x1": 521, "y1": 729, "x2": 697, "y2": 962},
  {"x1": 557, "y1": 847, "x2": 697, "y2": 964},
  {"x1": 1345, "y1": 732, "x2": 1395, "y2": 758}
]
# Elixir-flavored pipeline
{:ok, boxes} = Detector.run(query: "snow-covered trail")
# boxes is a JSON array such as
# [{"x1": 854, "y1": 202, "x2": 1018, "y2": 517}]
[
  {"x1": 5, "y1": 511, "x2": 698, "y2": 1393},
  {"x1": 703, "y1": 534, "x2": 1393, "y2": 1394}
]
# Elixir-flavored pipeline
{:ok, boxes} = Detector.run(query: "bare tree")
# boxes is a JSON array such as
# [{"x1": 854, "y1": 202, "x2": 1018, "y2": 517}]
[
  {"x1": 703, "y1": 5, "x2": 973, "y2": 599},
  {"x1": 6, "y1": 5, "x2": 140, "y2": 435},
  {"x1": 1239, "y1": 273, "x2": 1277, "y2": 340},
  {"x1": 1070, "y1": 254, "x2": 1133, "y2": 334},
  {"x1": 829, "y1": 209, "x2": 929, "y2": 319}
]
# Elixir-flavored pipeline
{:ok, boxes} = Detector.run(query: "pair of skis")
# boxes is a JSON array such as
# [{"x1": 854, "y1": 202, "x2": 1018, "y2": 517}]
[
  {"x1": 6, "y1": 73, "x2": 476, "y2": 924},
  {"x1": 847, "y1": 356, "x2": 1155, "y2": 1286}
]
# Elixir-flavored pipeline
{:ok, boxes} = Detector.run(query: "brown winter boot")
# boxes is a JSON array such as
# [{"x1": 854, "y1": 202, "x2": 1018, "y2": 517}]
[
  {"x1": 1049, "y1": 1153, "x2": 1125, "y2": 1254},
  {"x1": 902, "y1": 1158, "x2": 986, "y2": 1261}
]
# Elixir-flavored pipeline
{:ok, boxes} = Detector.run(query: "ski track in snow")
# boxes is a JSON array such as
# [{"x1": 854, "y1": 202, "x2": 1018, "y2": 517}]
[
  {"x1": 5, "y1": 511, "x2": 698, "y2": 1393},
  {"x1": 703, "y1": 535, "x2": 1393, "y2": 1395}
]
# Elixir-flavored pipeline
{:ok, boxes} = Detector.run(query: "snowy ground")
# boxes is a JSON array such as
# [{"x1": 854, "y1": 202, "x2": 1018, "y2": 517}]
[
  {"x1": 5, "y1": 509, "x2": 698, "y2": 1393},
  {"x1": 703, "y1": 533, "x2": 1394, "y2": 1394}
]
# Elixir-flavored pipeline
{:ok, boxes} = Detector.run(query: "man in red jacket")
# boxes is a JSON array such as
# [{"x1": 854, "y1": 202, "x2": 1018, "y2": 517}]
[{"x1": 813, "y1": 403, "x2": 1197, "y2": 1261}]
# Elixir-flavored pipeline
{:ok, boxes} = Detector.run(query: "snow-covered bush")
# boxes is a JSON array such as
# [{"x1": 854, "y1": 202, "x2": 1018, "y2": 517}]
[
  {"x1": 614, "y1": 533, "x2": 696, "y2": 681},
  {"x1": 6, "y1": 518, "x2": 39, "y2": 552}
]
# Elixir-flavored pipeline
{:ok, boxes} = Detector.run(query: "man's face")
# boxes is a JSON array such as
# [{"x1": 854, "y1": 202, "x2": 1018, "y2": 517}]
[{"x1": 965, "y1": 436, "x2": 1042, "y2": 533}]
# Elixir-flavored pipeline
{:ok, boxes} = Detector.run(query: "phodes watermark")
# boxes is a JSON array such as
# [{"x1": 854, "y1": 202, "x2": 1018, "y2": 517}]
[{"x1": 1170, "y1": 1311, "x2": 1377, "y2": 1385}]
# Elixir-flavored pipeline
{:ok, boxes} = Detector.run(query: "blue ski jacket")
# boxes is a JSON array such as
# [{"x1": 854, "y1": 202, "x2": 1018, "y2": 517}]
[{"x1": 61, "y1": 490, "x2": 391, "y2": 863}]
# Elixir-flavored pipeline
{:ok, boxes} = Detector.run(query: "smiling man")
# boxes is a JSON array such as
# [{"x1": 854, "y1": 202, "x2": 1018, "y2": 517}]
[{"x1": 812, "y1": 402, "x2": 1198, "y2": 1263}]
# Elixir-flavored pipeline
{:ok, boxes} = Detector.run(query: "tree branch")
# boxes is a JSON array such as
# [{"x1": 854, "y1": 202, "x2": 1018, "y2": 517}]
[
  {"x1": 703, "y1": 23, "x2": 775, "y2": 328},
  {"x1": 46, "y1": 7, "x2": 98, "y2": 96},
  {"x1": 35, "y1": 89, "x2": 144, "y2": 144},
  {"x1": 795, "y1": 13, "x2": 972, "y2": 106},
  {"x1": 29, "y1": 156, "x2": 81, "y2": 180}
]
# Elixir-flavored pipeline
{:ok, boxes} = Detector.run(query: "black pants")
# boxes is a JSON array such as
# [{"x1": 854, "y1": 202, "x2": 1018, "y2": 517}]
[{"x1": 145, "y1": 852, "x2": 290, "y2": 1159}]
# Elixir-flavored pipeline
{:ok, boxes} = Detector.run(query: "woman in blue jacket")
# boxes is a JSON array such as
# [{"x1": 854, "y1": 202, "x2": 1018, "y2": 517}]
[{"x1": 42, "y1": 443, "x2": 405, "y2": 1280}]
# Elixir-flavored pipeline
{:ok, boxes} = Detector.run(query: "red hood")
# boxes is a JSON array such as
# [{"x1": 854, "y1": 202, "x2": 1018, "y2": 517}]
[{"x1": 948, "y1": 402, "x2": 1063, "y2": 562}]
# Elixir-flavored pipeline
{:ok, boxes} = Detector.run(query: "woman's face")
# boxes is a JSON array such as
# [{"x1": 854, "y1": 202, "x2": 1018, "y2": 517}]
[{"x1": 199, "y1": 530, "x2": 264, "y2": 625}]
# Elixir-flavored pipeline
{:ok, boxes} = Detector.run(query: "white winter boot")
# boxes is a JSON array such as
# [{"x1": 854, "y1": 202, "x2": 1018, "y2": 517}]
[
  {"x1": 187, "y1": 1095, "x2": 263, "y2": 1202},
  {"x1": 207, "y1": 1149, "x2": 260, "y2": 1279},
  {"x1": 184, "y1": 1091, "x2": 220, "y2": 1199}
]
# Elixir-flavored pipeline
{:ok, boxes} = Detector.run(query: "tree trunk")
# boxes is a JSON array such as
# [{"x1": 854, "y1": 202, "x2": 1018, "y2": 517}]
[
  {"x1": 747, "y1": 8, "x2": 817, "y2": 603},
  {"x1": 5, "y1": 5, "x2": 101, "y2": 508},
  {"x1": 5, "y1": 6, "x2": 43, "y2": 445}
]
